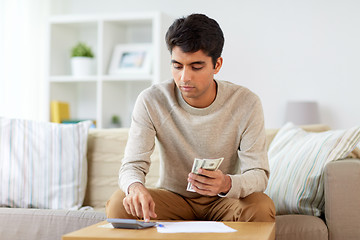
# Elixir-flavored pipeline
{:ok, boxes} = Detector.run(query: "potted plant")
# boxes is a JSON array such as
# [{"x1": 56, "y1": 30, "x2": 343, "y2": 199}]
[
  {"x1": 110, "y1": 115, "x2": 121, "y2": 128},
  {"x1": 71, "y1": 42, "x2": 95, "y2": 76}
]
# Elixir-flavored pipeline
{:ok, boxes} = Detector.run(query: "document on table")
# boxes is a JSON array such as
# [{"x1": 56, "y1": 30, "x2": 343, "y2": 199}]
[
  {"x1": 99, "y1": 221, "x2": 237, "y2": 233},
  {"x1": 156, "y1": 221, "x2": 237, "y2": 233}
]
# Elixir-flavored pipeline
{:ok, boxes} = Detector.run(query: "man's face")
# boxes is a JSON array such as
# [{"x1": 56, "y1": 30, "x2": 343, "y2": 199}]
[{"x1": 171, "y1": 46, "x2": 223, "y2": 108}]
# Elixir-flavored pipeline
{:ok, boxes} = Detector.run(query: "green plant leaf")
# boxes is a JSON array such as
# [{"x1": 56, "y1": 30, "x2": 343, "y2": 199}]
[{"x1": 71, "y1": 42, "x2": 94, "y2": 58}]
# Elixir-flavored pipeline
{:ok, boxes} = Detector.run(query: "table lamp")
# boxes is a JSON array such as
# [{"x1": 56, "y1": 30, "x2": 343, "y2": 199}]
[{"x1": 285, "y1": 101, "x2": 320, "y2": 125}]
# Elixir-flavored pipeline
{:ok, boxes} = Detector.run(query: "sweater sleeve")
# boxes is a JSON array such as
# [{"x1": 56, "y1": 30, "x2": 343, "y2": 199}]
[
  {"x1": 118, "y1": 91, "x2": 156, "y2": 194},
  {"x1": 223, "y1": 96, "x2": 269, "y2": 199}
]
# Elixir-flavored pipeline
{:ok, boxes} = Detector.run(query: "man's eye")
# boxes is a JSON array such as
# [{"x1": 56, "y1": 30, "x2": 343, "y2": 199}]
[
  {"x1": 173, "y1": 64, "x2": 182, "y2": 69},
  {"x1": 192, "y1": 66, "x2": 203, "y2": 71}
]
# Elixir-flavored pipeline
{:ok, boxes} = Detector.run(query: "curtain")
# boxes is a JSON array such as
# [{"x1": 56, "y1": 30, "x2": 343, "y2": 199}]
[{"x1": 0, "y1": 0, "x2": 50, "y2": 121}]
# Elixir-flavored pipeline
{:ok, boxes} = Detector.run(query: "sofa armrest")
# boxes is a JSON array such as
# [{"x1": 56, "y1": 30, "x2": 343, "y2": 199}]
[{"x1": 324, "y1": 158, "x2": 360, "y2": 240}]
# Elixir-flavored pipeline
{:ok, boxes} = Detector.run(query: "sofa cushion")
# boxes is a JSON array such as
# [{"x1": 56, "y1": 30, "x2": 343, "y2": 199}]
[
  {"x1": 0, "y1": 207, "x2": 105, "y2": 240},
  {"x1": 275, "y1": 215, "x2": 328, "y2": 240},
  {"x1": 84, "y1": 128, "x2": 160, "y2": 211},
  {"x1": 265, "y1": 124, "x2": 331, "y2": 150},
  {"x1": 0, "y1": 118, "x2": 92, "y2": 209},
  {"x1": 265, "y1": 122, "x2": 360, "y2": 216},
  {"x1": 84, "y1": 129, "x2": 127, "y2": 211}
]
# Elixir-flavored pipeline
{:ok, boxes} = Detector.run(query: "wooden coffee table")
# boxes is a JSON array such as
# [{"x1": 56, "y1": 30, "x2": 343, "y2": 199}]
[{"x1": 62, "y1": 221, "x2": 275, "y2": 240}]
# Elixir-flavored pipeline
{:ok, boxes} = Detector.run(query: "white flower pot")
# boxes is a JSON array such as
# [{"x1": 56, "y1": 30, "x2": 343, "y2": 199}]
[{"x1": 71, "y1": 57, "x2": 95, "y2": 76}]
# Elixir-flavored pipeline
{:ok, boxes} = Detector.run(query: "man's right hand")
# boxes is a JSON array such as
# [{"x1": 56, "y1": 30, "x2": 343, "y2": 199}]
[{"x1": 122, "y1": 182, "x2": 157, "y2": 222}]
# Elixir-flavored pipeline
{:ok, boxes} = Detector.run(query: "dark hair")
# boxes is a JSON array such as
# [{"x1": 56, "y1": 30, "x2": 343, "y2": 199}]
[{"x1": 165, "y1": 13, "x2": 224, "y2": 68}]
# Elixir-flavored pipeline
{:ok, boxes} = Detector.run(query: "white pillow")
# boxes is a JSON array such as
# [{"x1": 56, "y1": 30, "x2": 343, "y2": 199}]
[
  {"x1": 0, "y1": 118, "x2": 92, "y2": 209},
  {"x1": 265, "y1": 122, "x2": 360, "y2": 216}
]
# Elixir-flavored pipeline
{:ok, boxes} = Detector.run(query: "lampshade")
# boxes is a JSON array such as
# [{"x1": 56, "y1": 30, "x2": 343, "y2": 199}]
[{"x1": 285, "y1": 101, "x2": 320, "y2": 125}]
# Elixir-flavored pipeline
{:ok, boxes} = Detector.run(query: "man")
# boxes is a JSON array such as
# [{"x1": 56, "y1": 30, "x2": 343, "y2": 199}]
[{"x1": 106, "y1": 13, "x2": 275, "y2": 222}]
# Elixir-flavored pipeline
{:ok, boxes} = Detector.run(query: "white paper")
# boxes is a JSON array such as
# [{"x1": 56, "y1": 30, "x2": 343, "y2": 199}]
[
  {"x1": 99, "y1": 223, "x2": 114, "y2": 228},
  {"x1": 156, "y1": 221, "x2": 237, "y2": 233}
]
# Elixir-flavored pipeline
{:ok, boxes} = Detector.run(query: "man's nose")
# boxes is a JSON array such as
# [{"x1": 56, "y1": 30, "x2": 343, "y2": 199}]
[{"x1": 180, "y1": 67, "x2": 191, "y2": 82}]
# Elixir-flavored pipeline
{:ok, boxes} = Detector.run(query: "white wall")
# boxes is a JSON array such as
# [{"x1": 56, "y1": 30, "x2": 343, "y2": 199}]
[
  {"x1": 0, "y1": 0, "x2": 50, "y2": 121},
  {"x1": 54, "y1": 0, "x2": 360, "y2": 129},
  {"x1": 2, "y1": 0, "x2": 359, "y2": 129}
]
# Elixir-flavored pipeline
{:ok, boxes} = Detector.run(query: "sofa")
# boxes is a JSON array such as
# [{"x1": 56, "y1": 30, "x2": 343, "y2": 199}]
[{"x1": 0, "y1": 125, "x2": 359, "y2": 240}]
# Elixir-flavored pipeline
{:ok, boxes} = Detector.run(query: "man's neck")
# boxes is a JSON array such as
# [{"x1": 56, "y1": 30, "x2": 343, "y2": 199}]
[{"x1": 183, "y1": 80, "x2": 218, "y2": 108}]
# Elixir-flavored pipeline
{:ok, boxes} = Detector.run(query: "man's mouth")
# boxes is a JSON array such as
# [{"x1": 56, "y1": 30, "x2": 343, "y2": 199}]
[{"x1": 180, "y1": 85, "x2": 195, "y2": 92}]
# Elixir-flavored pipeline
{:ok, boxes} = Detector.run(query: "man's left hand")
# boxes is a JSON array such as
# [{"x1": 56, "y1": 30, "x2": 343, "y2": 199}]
[{"x1": 187, "y1": 169, "x2": 232, "y2": 196}]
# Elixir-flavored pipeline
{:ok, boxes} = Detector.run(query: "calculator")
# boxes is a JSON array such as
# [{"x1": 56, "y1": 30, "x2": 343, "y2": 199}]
[{"x1": 107, "y1": 218, "x2": 157, "y2": 229}]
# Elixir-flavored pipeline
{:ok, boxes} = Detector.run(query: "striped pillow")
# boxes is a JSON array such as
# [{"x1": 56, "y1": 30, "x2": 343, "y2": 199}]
[
  {"x1": 265, "y1": 122, "x2": 360, "y2": 216},
  {"x1": 0, "y1": 118, "x2": 92, "y2": 209}
]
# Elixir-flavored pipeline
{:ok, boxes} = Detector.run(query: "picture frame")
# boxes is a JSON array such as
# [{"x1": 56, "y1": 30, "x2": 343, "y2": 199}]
[{"x1": 108, "y1": 43, "x2": 153, "y2": 76}]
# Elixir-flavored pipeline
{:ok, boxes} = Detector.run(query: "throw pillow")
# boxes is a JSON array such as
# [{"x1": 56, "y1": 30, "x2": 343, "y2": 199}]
[
  {"x1": 265, "y1": 122, "x2": 360, "y2": 216},
  {"x1": 0, "y1": 118, "x2": 92, "y2": 209}
]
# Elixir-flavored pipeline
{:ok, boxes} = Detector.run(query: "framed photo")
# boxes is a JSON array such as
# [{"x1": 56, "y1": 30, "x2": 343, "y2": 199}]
[{"x1": 108, "y1": 43, "x2": 153, "y2": 75}]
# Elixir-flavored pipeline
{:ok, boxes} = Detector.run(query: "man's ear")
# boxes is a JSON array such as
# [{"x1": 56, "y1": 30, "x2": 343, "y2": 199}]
[{"x1": 214, "y1": 57, "x2": 223, "y2": 74}]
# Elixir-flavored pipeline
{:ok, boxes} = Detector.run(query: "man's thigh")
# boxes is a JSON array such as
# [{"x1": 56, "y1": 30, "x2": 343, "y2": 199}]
[
  {"x1": 206, "y1": 192, "x2": 276, "y2": 222},
  {"x1": 106, "y1": 188, "x2": 196, "y2": 220}
]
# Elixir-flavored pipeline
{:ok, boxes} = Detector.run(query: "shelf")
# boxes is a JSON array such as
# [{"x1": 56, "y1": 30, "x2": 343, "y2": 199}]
[
  {"x1": 47, "y1": 13, "x2": 172, "y2": 128},
  {"x1": 49, "y1": 76, "x2": 98, "y2": 82},
  {"x1": 49, "y1": 75, "x2": 153, "y2": 82},
  {"x1": 49, "y1": 81, "x2": 97, "y2": 122},
  {"x1": 102, "y1": 74, "x2": 153, "y2": 82},
  {"x1": 50, "y1": 12, "x2": 162, "y2": 23},
  {"x1": 49, "y1": 22, "x2": 98, "y2": 76}
]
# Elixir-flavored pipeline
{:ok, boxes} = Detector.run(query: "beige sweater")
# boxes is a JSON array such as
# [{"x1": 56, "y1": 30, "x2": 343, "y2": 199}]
[{"x1": 119, "y1": 80, "x2": 269, "y2": 199}]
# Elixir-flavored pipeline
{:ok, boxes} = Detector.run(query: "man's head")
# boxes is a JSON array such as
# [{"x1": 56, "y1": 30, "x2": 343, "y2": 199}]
[{"x1": 165, "y1": 13, "x2": 224, "y2": 68}]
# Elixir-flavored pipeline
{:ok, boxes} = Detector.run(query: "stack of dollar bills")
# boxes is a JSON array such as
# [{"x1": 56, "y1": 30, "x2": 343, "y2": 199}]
[{"x1": 187, "y1": 157, "x2": 224, "y2": 192}]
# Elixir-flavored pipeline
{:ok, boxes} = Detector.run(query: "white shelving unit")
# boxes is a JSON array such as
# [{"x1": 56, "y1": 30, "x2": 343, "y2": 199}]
[{"x1": 46, "y1": 12, "x2": 172, "y2": 128}]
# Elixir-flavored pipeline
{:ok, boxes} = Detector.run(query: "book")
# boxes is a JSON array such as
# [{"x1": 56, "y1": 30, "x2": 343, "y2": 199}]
[
  {"x1": 50, "y1": 101, "x2": 70, "y2": 123},
  {"x1": 62, "y1": 119, "x2": 96, "y2": 128}
]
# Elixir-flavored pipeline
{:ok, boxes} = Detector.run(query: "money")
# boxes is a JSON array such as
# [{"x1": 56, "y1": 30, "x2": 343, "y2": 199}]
[{"x1": 187, "y1": 157, "x2": 224, "y2": 192}]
